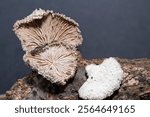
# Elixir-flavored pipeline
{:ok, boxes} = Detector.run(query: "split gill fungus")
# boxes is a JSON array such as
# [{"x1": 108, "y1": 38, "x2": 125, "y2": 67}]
[{"x1": 13, "y1": 8, "x2": 83, "y2": 85}]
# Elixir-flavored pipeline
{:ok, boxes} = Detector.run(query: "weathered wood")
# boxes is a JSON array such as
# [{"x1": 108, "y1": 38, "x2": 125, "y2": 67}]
[
  {"x1": 0, "y1": 94, "x2": 6, "y2": 100},
  {"x1": 2, "y1": 58, "x2": 150, "y2": 100}
]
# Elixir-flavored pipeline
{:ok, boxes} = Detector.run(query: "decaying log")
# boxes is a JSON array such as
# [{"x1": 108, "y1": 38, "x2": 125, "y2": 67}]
[
  {"x1": 0, "y1": 94, "x2": 6, "y2": 100},
  {"x1": 1, "y1": 58, "x2": 150, "y2": 100}
]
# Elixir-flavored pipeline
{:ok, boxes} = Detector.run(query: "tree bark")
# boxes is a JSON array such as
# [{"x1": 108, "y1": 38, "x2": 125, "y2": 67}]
[{"x1": 1, "y1": 58, "x2": 150, "y2": 100}]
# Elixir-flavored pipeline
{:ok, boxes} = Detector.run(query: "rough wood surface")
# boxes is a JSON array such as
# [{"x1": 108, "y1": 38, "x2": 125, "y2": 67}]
[
  {"x1": 1, "y1": 58, "x2": 150, "y2": 100},
  {"x1": 0, "y1": 94, "x2": 6, "y2": 100}
]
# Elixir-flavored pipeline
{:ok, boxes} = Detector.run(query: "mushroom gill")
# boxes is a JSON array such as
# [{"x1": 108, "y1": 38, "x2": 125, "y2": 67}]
[
  {"x1": 13, "y1": 8, "x2": 83, "y2": 52},
  {"x1": 13, "y1": 8, "x2": 83, "y2": 85},
  {"x1": 23, "y1": 45, "x2": 78, "y2": 85}
]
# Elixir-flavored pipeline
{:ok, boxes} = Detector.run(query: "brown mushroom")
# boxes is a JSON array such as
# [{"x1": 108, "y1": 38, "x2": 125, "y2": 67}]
[
  {"x1": 23, "y1": 45, "x2": 78, "y2": 85},
  {"x1": 13, "y1": 8, "x2": 83, "y2": 52}
]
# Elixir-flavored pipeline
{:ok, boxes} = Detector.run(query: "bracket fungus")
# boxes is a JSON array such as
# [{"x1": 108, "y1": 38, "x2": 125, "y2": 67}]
[
  {"x1": 24, "y1": 45, "x2": 78, "y2": 85},
  {"x1": 13, "y1": 9, "x2": 83, "y2": 85},
  {"x1": 13, "y1": 8, "x2": 83, "y2": 52},
  {"x1": 78, "y1": 57, "x2": 124, "y2": 100}
]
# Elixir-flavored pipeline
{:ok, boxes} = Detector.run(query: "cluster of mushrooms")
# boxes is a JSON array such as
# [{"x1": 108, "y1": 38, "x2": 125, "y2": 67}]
[{"x1": 13, "y1": 9, "x2": 123, "y2": 100}]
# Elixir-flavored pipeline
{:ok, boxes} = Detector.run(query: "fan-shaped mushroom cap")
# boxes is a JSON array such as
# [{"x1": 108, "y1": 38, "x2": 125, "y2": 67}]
[
  {"x1": 23, "y1": 45, "x2": 78, "y2": 85},
  {"x1": 13, "y1": 8, "x2": 83, "y2": 52}
]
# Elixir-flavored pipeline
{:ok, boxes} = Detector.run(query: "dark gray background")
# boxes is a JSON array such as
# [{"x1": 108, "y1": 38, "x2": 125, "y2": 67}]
[{"x1": 0, "y1": 0, "x2": 150, "y2": 94}]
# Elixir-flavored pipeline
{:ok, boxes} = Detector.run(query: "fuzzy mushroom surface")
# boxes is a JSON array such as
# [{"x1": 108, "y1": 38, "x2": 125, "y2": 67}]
[
  {"x1": 78, "y1": 57, "x2": 124, "y2": 100},
  {"x1": 13, "y1": 8, "x2": 83, "y2": 52}
]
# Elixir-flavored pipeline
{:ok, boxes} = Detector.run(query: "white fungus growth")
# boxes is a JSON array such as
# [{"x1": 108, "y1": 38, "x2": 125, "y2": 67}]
[
  {"x1": 13, "y1": 8, "x2": 83, "y2": 52},
  {"x1": 24, "y1": 45, "x2": 78, "y2": 85},
  {"x1": 78, "y1": 57, "x2": 124, "y2": 100}
]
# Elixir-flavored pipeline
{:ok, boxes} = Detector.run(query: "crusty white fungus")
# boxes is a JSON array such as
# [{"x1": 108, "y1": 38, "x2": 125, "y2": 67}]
[
  {"x1": 13, "y1": 8, "x2": 83, "y2": 52},
  {"x1": 78, "y1": 57, "x2": 123, "y2": 100},
  {"x1": 24, "y1": 45, "x2": 78, "y2": 85}
]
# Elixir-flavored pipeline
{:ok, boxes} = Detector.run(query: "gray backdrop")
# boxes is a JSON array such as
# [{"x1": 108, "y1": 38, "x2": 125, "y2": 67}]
[{"x1": 0, "y1": 0, "x2": 150, "y2": 93}]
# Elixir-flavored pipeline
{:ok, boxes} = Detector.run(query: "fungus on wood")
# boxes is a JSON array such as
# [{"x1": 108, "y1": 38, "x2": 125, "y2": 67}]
[
  {"x1": 78, "y1": 57, "x2": 124, "y2": 100},
  {"x1": 13, "y1": 8, "x2": 83, "y2": 85},
  {"x1": 1, "y1": 9, "x2": 148, "y2": 100},
  {"x1": 3, "y1": 58, "x2": 150, "y2": 100},
  {"x1": 24, "y1": 45, "x2": 78, "y2": 85}
]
